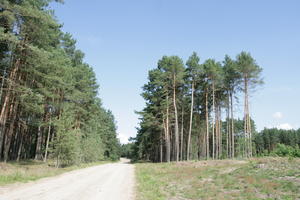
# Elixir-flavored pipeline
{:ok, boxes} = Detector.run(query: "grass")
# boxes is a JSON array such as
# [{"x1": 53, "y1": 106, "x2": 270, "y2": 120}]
[
  {"x1": 0, "y1": 159, "x2": 111, "y2": 185},
  {"x1": 135, "y1": 157, "x2": 300, "y2": 200}
]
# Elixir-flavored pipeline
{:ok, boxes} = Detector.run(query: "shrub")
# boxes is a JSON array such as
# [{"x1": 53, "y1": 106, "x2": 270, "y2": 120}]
[{"x1": 271, "y1": 144, "x2": 300, "y2": 158}]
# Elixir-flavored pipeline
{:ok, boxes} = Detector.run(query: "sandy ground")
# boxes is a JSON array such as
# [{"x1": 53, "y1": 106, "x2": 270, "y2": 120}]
[{"x1": 0, "y1": 158, "x2": 135, "y2": 200}]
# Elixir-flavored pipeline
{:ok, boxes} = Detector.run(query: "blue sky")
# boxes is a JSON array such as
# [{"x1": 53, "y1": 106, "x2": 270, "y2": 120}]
[{"x1": 51, "y1": 0, "x2": 300, "y2": 143}]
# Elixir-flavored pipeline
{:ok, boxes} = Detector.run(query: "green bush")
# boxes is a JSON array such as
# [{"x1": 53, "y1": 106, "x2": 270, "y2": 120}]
[{"x1": 271, "y1": 144, "x2": 300, "y2": 158}]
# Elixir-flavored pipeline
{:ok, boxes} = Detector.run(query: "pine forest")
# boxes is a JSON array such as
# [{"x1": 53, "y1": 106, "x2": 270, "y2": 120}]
[{"x1": 0, "y1": 0, "x2": 120, "y2": 166}]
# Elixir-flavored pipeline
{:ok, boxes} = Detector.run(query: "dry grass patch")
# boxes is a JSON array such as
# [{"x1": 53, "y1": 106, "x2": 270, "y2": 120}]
[
  {"x1": 0, "y1": 160, "x2": 110, "y2": 185},
  {"x1": 136, "y1": 157, "x2": 300, "y2": 200}
]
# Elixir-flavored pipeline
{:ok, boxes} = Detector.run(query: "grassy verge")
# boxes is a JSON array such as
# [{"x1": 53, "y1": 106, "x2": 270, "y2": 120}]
[
  {"x1": 0, "y1": 160, "x2": 112, "y2": 185},
  {"x1": 136, "y1": 157, "x2": 300, "y2": 200}
]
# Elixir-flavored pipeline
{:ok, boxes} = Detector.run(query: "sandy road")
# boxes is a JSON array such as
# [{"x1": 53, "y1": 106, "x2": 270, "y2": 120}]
[{"x1": 0, "y1": 158, "x2": 135, "y2": 200}]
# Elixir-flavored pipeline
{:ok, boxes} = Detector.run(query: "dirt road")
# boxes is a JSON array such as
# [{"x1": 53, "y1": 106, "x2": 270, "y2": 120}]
[{"x1": 0, "y1": 158, "x2": 135, "y2": 200}]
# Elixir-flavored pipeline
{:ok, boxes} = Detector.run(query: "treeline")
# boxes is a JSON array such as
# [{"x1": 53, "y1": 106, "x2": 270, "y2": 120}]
[
  {"x1": 133, "y1": 52, "x2": 263, "y2": 162},
  {"x1": 255, "y1": 128, "x2": 300, "y2": 155},
  {"x1": 123, "y1": 127, "x2": 300, "y2": 160},
  {"x1": 0, "y1": 0, "x2": 120, "y2": 165}
]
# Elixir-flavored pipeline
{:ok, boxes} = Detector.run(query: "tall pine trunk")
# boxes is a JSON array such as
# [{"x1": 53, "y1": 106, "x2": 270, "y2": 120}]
[
  {"x1": 0, "y1": 59, "x2": 21, "y2": 159},
  {"x1": 218, "y1": 105, "x2": 223, "y2": 158},
  {"x1": 173, "y1": 75, "x2": 179, "y2": 162},
  {"x1": 180, "y1": 106, "x2": 184, "y2": 161},
  {"x1": 0, "y1": 66, "x2": 6, "y2": 101},
  {"x1": 243, "y1": 75, "x2": 250, "y2": 157},
  {"x1": 44, "y1": 116, "x2": 51, "y2": 162},
  {"x1": 212, "y1": 82, "x2": 215, "y2": 160},
  {"x1": 35, "y1": 125, "x2": 42, "y2": 160},
  {"x1": 16, "y1": 125, "x2": 23, "y2": 162},
  {"x1": 160, "y1": 131, "x2": 163, "y2": 163},
  {"x1": 205, "y1": 90, "x2": 209, "y2": 159},
  {"x1": 248, "y1": 103, "x2": 252, "y2": 157},
  {"x1": 187, "y1": 81, "x2": 194, "y2": 160},
  {"x1": 165, "y1": 94, "x2": 170, "y2": 162},
  {"x1": 245, "y1": 79, "x2": 252, "y2": 157},
  {"x1": 226, "y1": 94, "x2": 230, "y2": 158},
  {"x1": 230, "y1": 91, "x2": 235, "y2": 158},
  {"x1": 3, "y1": 100, "x2": 19, "y2": 162},
  {"x1": 215, "y1": 104, "x2": 219, "y2": 159}
]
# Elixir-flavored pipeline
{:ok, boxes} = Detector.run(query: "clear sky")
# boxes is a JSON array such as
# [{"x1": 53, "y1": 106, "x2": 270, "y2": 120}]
[{"x1": 50, "y1": 0, "x2": 300, "y2": 143}]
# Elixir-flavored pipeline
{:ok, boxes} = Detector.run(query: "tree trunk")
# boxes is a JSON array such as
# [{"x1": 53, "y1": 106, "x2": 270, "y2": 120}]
[
  {"x1": 3, "y1": 100, "x2": 18, "y2": 162},
  {"x1": 11, "y1": 121, "x2": 21, "y2": 160},
  {"x1": 230, "y1": 91, "x2": 235, "y2": 158},
  {"x1": 244, "y1": 75, "x2": 249, "y2": 157},
  {"x1": 165, "y1": 94, "x2": 170, "y2": 162},
  {"x1": 35, "y1": 125, "x2": 42, "y2": 160},
  {"x1": 0, "y1": 66, "x2": 6, "y2": 101},
  {"x1": 44, "y1": 117, "x2": 51, "y2": 162},
  {"x1": 218, "y1": 105, "x2": 223, "y2": 159},
  {"x1": 173, "y1": 74, "x2": 179, "y2": 162},
  {"x1": 187, "y1": 81, "x2": 194, "y2": 160},
  {"x1": 180, "y1": 106, "x2": 184, "y2": 161},
  {"x1": 160, "y1": 131, "x2": 163, "y2": 163},
  {"x1": 246, "y1": 84, "x2": 252, "y2": 157},
  {"x1": 226, "y1": 94, "x2": 230, "y2": 158},
  {"x1": 212, "y1": 82, "x2": 215, "y2": 160},
  {"x1": 205, "y1": 90, "x2": 209, "y2": 159},
  {"x1": 0, "y1": 60, "x2": 21, "y2": 159},
  {"x1": 215, "y1": 104, "x2": 219, "y2": 159},
  {"x1": 16, "y1": 127, "x2": 23, "y2": 162}
]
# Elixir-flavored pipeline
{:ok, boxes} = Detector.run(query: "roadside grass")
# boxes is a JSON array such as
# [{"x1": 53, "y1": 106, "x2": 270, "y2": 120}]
[
  {"x1": 0, "y1": 160, "x2": 111, "y2": 185},
  {"x1": 135, "y1": 157, "x2": 300, "y2": 200}
]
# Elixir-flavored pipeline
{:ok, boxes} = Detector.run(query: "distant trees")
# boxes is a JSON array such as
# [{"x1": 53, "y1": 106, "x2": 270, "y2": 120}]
[
  {"x1": 254, "y1": 128, "x2": 300, "y2": 155},
  {"x1": 133, "y1": 52, "x2": 263, "y2": 162},
  {"x1": 0, "y1": 0, "x2": 120, "y2": 165},
  {"x1": 120, "y1": 143, "x2": 135, "y2": 159},
  {"x1": 271, "y1": 144, "x2": 300, "y2": 158}
]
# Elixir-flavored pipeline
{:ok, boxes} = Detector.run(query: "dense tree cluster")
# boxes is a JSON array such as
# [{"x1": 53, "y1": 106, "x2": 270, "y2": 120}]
[
  {"x1": 255, "y1": 128, "x2": 300, "y2": 155},
  {"x1": 120, "y1": 143, "x2": 135, "y2": 159},
  {"x1": 0, "y1": 0, "x2": 120, "y2": 165},
  {"x1": 133, "y1": 52, "x2": 263, "y2": 162}
]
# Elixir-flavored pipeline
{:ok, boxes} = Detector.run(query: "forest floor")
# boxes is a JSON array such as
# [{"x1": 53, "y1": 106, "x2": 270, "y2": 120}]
[
  {"x1": 136, "y1": 157, "x2": 300, "y2": 200},
  {"x1": 0, "y1": 158, "x2": 135, "y2": 200}
]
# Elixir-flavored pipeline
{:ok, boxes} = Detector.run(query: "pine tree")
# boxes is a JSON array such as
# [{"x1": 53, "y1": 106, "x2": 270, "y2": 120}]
[
  {"x1": 236, "y1": 52, "x2": 263, "y2": 157},
  {"x1": 158, "y1": 56, "x2": 185, "y2": 162},
  {"x1": 223, "y1": 55, "x2": 240, "y2": 158},
  {"x1": 0, "y1": 0, "x2": 120, "y2": 163},
  {"x1": 185, "y1": 52, "x2": 201, "y2": 160}
]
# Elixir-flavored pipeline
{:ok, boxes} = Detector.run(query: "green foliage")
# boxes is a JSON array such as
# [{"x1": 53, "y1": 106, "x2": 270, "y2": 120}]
[
  {"x1": 254, "y1": 128, "x2": 300, "y2": 156},
  {"x1": 80, "y1": 135, "x2": 104, "y2": 163},
  {"x1": 223, "y1": 55, "x2": 240, "y2": 91},
  {"x1": 0, "y1": 0, "x2": 120, "y2": 165},
  {"x1": 186, "y1": 52, "x2": 201, "y2": 82},
  {"x1": 52, "y1": 106, "x2": 81, "y2": 166},
  {"x1": 120, "y1": 143, "x2": 135, "y2": 159},
  {"x1": 133, "y1": 51, "x2": 264, "y2": 162},
  {"x1": 203, "y1": 59, "x2": 223, "y2": 85},
  {"x1": 236, "y1": 51, "x2": 264, "y2": 88},
  {"x1": 271, "y1": 144, "x2": 300, "y2": 158}
]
